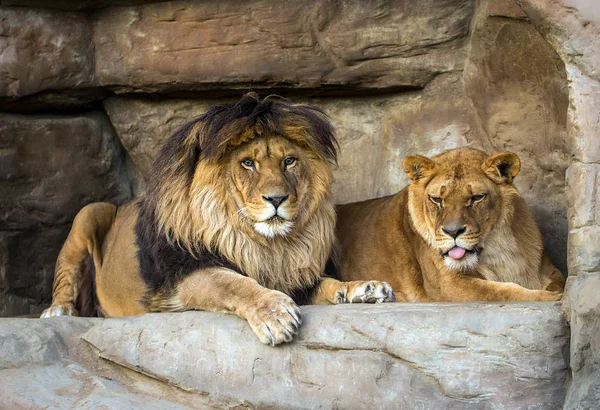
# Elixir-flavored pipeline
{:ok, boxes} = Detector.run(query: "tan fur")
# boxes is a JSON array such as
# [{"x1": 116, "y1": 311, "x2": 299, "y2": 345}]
[
  {"x1": 42, "y1": 97, "x2": 394, "y2": 345},
  {"x1": 335, "y1": 147, "x2": 565, "y2": 302}
]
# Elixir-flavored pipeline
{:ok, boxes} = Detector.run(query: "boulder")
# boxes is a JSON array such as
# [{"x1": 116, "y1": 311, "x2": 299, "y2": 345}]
[
  {"x1": 83, "y1": 303, "x2": 569, "y2": 409},
  {"x1": 0, "y1": 317, "x2": 203, "y2": 409},
  {"x1": 0, "y1": 7, "x2": 94, "y2": 100}
]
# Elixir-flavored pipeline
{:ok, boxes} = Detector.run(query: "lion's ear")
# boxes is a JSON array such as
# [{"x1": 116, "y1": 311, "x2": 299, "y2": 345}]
[
  {"x1": 402, "y1": 155, "x2": 436, "y2": 181},
  {"x1": 482, "y1": 152, "x2": 521, "y2": 184}
]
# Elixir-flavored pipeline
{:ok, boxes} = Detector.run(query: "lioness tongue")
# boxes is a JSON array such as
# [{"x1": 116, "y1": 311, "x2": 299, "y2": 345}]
[{"x1": 448, "y1": 246, "x2": 466, "y2": 260}]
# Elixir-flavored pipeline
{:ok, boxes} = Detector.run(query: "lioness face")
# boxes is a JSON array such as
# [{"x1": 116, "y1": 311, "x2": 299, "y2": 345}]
[
  {"x1": 228, "y1": 135, "x2": 320, "y2": 238},
  {"x1": 404, "y1": 148, "x2": 521, "y2": 271}
]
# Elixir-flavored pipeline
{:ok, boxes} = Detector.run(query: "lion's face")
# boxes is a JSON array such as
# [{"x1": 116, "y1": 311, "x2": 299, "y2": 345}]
[
  {"x1": 404, "y1": 148, "x2": 521, "y2": 271},
  {"x1": 150, "y1": 94, "x2": 337, "y2": 254},
  {"x1": 226, "y1": 135, "x2": 317, "y2": 238}
]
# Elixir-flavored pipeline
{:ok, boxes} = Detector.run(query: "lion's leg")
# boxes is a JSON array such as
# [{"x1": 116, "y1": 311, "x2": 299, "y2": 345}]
[
  {"x1": 442, "y1": 273, "x2": 562, "y2": 302},
  {"x1": 41, "y1": 203, "x2": 116, "y2": 318},
  {"x1": 149, "y1": 267, "x2": 301, "y2": 346},
  {"x1": 310, "y1": 277, "x2": 396, "y2": 305},
  {"x1": 540, "y1": 254, "x2": 566, "y2": 292}
]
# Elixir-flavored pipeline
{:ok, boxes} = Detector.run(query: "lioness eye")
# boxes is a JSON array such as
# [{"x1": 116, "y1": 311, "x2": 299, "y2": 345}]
[
  {"x1": 284, "y1": 156, "x2": 296, "y2": 168},
  {"x1": 470, "y1": 194, "x2": 485, "y2": 205},
  {"x1": 429, "y1": 196, "x2": 443, "y2": 206},
  {"x1": 241, "y1": 159, "x2": 255, "y2": 169}
]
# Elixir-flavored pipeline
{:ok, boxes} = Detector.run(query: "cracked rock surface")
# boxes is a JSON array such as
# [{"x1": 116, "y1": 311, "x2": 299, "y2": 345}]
[{"x1": 80, "y1": 303, "x2": 569, "y2": 409}]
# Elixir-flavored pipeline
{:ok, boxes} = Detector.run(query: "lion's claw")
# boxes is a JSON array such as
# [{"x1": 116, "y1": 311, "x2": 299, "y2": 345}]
[
  {"x1": 246, "y1": 290, "x2": 301, "y2": 346},
  {"x1": 336, "y1": 281, "x2": 396, "y2": 304},
  {"x1": 40, "y1": 303, "x2": 77, "y2": 318}
]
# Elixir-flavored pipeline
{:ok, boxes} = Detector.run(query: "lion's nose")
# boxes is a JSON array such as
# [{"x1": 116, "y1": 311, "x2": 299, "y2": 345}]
[
  {"x1": 442, "y1": 225, "x2": 467, "y2": 238},
  {"x1": 263, "y1": 195, "x2": 289, "y2": 210}
]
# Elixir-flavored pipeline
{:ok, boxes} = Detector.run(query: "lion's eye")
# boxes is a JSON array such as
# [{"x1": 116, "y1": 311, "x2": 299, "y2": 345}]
[
  {"x1": 284, "y1": 156, "x2": 297, "y2": 168},
  {"x1": 429, "y1": 196, "x2": 443, "y2": 207},
  {"x1": 241, "y1": 159, "x2": 255, "y2": 169},
  {"x1": 470, "y1": 194, "x2": 485, "y2": 206}
]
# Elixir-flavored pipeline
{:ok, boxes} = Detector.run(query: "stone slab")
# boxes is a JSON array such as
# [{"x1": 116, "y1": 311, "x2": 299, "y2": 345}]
[
  {"x1": 566, "y1": 163, "x2": 599, "y2": 230},
  {"x1": 568, "y1": 226, "x2": 600, "y2": 275},
  {"x1": 83, "y1": 303, "x2": 569, "y2": 409},
  {"x1": 0, "y1": 7, "x2": 94, "y2": 99},
  {"x1": 94, "y1": 0, "x2": 473, "y2": 93},
  {"x1": 564, "y1": 273, "x2": 600, "y2": 409},
  {"x1": 0, "y1": 317, "x2": 201, "y2": 409}
]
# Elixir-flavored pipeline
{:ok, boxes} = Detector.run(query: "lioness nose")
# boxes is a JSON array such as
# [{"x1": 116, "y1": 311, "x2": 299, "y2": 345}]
[
  {"x1": 442, "y1": 225, "x2": 467, "y2": 238},
  {"x1": 263, "y1": 195, "x2": 289, "y2": 209}
]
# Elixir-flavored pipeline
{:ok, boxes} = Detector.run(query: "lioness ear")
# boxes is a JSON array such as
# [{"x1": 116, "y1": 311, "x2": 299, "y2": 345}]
[
  {"x1": 482, "y1": 152, "x2": 521, "y2": 184},
  {"x1": 402, "y1": 155, "x2": 436, "y2": 181}
]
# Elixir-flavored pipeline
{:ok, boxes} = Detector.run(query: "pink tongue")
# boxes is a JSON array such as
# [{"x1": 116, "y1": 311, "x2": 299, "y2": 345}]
[{"x1": 448, "y1": 246, "x2": 466, "y2": 260}]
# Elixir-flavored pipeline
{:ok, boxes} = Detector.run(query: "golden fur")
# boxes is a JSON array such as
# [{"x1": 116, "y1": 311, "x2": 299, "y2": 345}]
[
  {"x1": 41, "y1": 94, "x2": 395, "y2": 345},
  {"x1": 335, "y1": 147, "x2": 565, "y2": 302}
]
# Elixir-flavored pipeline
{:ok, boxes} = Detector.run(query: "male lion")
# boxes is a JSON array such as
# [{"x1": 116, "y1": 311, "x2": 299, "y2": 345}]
[
  {"x1": 334, "y1": 147, "x2": 564, "y2": 302},
  {"x1": 41, "y1": 94, "x2": 395, "y2": 345}
]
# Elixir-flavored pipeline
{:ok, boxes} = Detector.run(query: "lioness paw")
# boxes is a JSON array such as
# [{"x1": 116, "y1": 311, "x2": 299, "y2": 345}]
[
  {"x1": 40, "y1": 303, "x2": 77, "y2": 318},
  {"x1": 246, "y1": 290, "x2": 301, "y2": 346},
  {"x1": 337, "y1": 281, "x2": 396, "y2": 304},
  {"x1": 536, "y1": 290, "x2": 563, "y2": 302}
]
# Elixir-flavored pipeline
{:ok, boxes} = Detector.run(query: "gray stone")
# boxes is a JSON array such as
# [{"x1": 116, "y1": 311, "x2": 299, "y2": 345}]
[
  {"x1": 564, "y1": 273, "x2": 600, "y2": 409},
  {"x1": 566, "y1": 163, "x2": 598, "y2": 229},
  {"x1": 568, "y1": 226, "x2": 600, "y2": 276},
  {"x1": 94, "y1": 0, "x2": 474, "y2": 94},
  {"x1": 83, "y1": 303, "x2": 569, "y2": 409},
  {"x1": 0, "y1": 317, "x2": 99, "y2": 369},
  {"x1": 0, "y1": 317, "x2": 204, "y2": 409},
  {"x1": 0, "y1": 7, "x2": 94, "y2": 99},
  {"x1": 1, "y1": 363, "x2": 193, "y2": 409}
]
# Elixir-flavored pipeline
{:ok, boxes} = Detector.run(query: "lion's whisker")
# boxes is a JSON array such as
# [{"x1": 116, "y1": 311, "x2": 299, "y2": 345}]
[{"x1": 233, "y1": 207, "x2": 249, "y2": 219}]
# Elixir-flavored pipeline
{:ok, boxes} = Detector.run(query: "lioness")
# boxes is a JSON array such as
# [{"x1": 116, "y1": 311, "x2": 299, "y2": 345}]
[
  {"x1": 41, "y1": 94, "x2": 395, "y2": 345},
  {"x1": 334, "y1": 147, "x2": 564, "y2": 302}
]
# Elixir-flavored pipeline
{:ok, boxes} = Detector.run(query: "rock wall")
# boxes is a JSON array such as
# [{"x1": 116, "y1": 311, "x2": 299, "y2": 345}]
[
  {"x1": 0, "y1": 0, "x2": 571, "y2": 317},
  {"x1": 513, "y1": 0, "x2": 600, "y2": 407}
]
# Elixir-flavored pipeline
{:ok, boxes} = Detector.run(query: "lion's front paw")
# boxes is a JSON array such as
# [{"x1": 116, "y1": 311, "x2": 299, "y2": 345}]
[
  {"x1": 336, "y1": 281, "x2": 396, "y2": 304},
  {"x1": 536, "y1": 290, "x2": 563, "y2": 302},
  {"x1": 40, "y1": 303, "x2": 77, "y2": 318},
  {"x1": 245, "y1": 290, "x2": 301, "y2": 346}
]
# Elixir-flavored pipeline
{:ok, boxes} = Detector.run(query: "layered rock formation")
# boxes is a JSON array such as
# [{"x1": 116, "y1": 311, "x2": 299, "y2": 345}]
[{"x1": 1, "y1": 303, "x2": 570, "y2": 409}]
